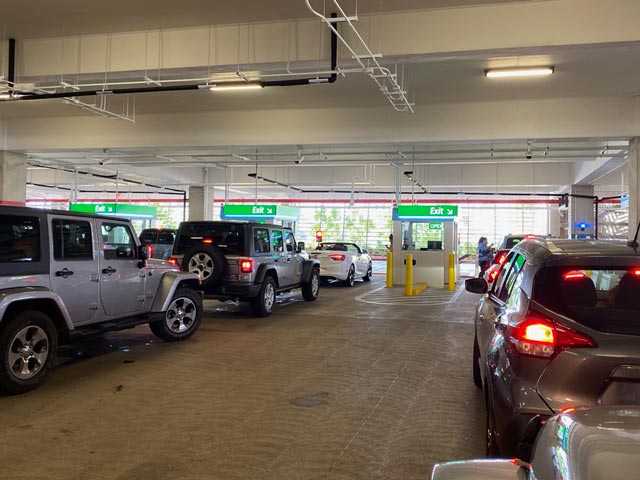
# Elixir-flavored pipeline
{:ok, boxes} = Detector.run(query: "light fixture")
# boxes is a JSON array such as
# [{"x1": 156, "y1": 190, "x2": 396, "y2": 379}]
[
  {"x1": 485, "y1": 67, "x2": 554, "y2": 78},
  {"x1": 209, "y1": 83, "x2": 263, "y2": 92}
]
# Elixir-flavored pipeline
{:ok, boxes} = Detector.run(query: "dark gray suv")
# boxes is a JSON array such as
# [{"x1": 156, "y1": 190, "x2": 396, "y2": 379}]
[
  {"x1": 466, "y1": 238, "x2": 640, "y2": 456},
  {"x1": 171, "y1": 221, "x2": 320, "y2": 316}
]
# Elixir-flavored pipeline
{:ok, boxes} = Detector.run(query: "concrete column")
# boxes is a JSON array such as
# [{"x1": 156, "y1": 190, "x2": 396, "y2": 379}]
[
  {"x1": 0, "y1": 151, "x2": 27, "y2": 206},
  {"x1": 189, "y1": 186, "x2": 205, "y2": 221},
  {"x1": 548, "y1": 207, "x2": 562, "y2": 238},
  {"x1": 629, "y1": 138, "x2": 640, "y2": 241},
  {"x1": 569, "y1": 184, "x2": 595, "y2": 239}
]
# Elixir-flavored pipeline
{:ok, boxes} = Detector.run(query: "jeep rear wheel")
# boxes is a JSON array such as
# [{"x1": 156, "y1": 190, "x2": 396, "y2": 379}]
[
  {"x1": 150, "y1": 288, "x2": 203, "y2": 341},
  {"x1": 182, "y1": 245, "x2": 226, "y2": 289},
  {"x1": 250, "y1": 276, "x2": 277, "y2": 317},
  {"x1": 302, "y1": 268, "x2": 320, "y2": 301},
  {"x1": 0, "y1": 310, "x2": 58, "y2": 395}
]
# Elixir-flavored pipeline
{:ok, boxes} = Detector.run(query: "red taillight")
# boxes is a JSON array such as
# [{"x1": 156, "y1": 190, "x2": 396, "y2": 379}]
[
  {"x1": 146, "y1": 245, "x2": 154, "y2": 258},
  {"x1": 525, "y1": 234, "x2": 536, "y2": 240},
  {"x1": 240, "y1": 259, "x2": 253, "y2": 273},
  {"x1": 563, "y1": 270, "x2": 586, "y2": 281},
  {"x1": 632, "y1": 268, "x2": 640, "y2": 277},
  {"x1": 489, "y1": 269, "x2": 499, "y2": 281},
  {"x1": 329, "y1": 254, "x2": 345, "y2": 261},
  {"x1": 560, "y1": 407, "x2": 576, "y2": 414},
  {"x1": 495, "y1": 252, "x2": 506, "y2": 265},
  {"x1": 167, "y1": 257, "x2": 178, "y2": 265},
  {"x1": 508, "y1": 313, "x2": 597, "y2": 359},
  {"x1": 202, "y1": 238, "x2": 213, "y2": 244}
]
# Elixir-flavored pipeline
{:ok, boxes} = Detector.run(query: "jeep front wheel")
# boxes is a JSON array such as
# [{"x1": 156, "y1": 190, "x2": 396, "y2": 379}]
[
  {"x1": 302, "y1": 268, "x2": 320, "y2": 301},
  {"x1": 150, "y1": 288, "x2": 203, "y2": 341},
  {"x1": 0, "y1": 310, "x2": 58, "y2": 395},
  {"x1": 250, "y1": 276, "x2": 276, "y2": 317}
]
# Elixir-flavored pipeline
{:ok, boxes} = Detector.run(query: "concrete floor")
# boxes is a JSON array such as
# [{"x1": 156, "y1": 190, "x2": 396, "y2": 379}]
[{"x1": 0, "y1": 277, "x2": 485, "y2": 480}]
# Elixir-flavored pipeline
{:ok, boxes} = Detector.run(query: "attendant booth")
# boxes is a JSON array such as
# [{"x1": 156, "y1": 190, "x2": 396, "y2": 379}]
[
  {"x1": 220, "y1": 204, "x2": 300, "y2": 231},
  {"x1": 391, "y1": 204, "x2": 459, "y2": 289},
  {"x1": 70, "y1": 203, "x2": 157, "y2": 231}
]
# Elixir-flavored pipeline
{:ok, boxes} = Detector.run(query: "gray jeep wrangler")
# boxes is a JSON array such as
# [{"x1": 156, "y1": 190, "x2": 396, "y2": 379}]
[
  {"x1": 170, "y1": 221, "x2": 320, "y2": 316},
  {"x1": 0, "y1": 206, "x2": 203, "y2": 394}
]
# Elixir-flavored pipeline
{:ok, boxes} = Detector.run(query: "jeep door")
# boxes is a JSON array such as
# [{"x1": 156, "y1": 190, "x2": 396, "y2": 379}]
[
  {"x1": 98, "y1": 221, "x2": 145, "y2": 317},
  {"x1": 271, "y1": 229, "x2": 292, "y2": 286},
  {"x1": 48, "y1": 216, "x2": 100, "y2": 325},
  {"x1": 284, "y1": 231, "x2": 303, "y2": 285}
]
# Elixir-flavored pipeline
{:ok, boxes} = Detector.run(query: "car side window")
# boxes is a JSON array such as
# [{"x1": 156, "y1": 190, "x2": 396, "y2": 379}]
[
  {"x1": 52, "y1": 219, "x2": 93, "y2": 260},
  {"x1": 0, "y1": 215, "x2": 41, "y2": 263},
  {"x1": 506, "y1": 267, "x2": 526, "y2": 310},
  {"x1": 284, "y1": 231, "x2": 296, "y2": 252},
  {"x1": 499, "y1": 254, "x2": 526, "y2": 302},
  {"x1": 491, "y1": 252, "x2": 516, "y2": 299},
  {"x1": 254, "y1": 228, "x2": 271, "y2": 254},
  {"x1": 101, "y1": 223, "x2": 136, "y2": 260},
  {"x1": 272, "y1": 230, "x2": 284, "y2": 253}
]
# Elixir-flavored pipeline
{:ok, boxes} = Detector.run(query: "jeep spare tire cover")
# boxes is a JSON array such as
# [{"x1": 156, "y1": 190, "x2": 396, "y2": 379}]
[{"x1": 182, "y1": 245, "x2": 226, "y2": 287}]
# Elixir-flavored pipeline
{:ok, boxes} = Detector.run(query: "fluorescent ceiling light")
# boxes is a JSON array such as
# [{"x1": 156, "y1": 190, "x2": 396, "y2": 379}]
[
  {"x1": 209, "y1": 83, "x2": 263, "y2": 91},
  {"x1": 485, "y1": 67, "x2": 554, "y2": 78}
]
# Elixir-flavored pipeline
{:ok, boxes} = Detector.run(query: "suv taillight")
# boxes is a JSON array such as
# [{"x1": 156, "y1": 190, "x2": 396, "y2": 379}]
[
  {"x1": 508, "y1": 312, "x2": 598, "y2": 359},
  {"x1": 494, "y1": 252, "x2": 506, "y2": 265},
  {"x1": 240, "y1": 259, "x2": 253, "y2": 273},
  {"x1": 167, "y1": 257, "x2": 178, "y2": 265}
]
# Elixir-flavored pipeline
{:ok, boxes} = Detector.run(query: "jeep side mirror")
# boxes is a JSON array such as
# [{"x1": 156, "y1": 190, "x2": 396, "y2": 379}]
[
  {"x1": 297, "y1": 241, "x2": 305, "y2": 252},
  {"x1": 465, "y1": 277, "x2": 488, "y2": 294},
  {"x1": 138, "y1": 245, "x2": 150, "y2": 262}
]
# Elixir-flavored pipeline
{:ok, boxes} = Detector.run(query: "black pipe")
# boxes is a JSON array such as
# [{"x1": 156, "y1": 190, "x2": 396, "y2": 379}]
[
  {"x1": 17, "y1": 14, "x2": 338, "y2": 101},
  {"x1": 8, "y1": 38, "x2": 16, "y2": 87}
]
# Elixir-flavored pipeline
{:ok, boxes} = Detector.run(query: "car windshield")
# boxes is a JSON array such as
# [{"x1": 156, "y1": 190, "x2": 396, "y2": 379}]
[
  {"x1": 316, "y1": 243, "x2": 347, "y2": 251},
  {"x1": 175, "y1": 223, "x2": 245, "y2": 256},
  {"x1": 535, "y1": 267, "x2": 640, "y2": 335}
]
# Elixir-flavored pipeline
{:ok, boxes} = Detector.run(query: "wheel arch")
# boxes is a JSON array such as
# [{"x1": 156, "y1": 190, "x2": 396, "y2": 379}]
[
  {"x1": 255, "y1": 264, "x2": 280, "y2": 288},
  {"x1": 150, "y1": 271, "x2": 201, "y2": 312},
  {"x1": 1, "y1": 295, "x2": 72, "y2": 343}
]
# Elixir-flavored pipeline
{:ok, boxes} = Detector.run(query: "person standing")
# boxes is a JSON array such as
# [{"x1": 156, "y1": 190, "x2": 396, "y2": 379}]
[{"x1": 477, "y1": 236, "x2": 494, "y2": 278}]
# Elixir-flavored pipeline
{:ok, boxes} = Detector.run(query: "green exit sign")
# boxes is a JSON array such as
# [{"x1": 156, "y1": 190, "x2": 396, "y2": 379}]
[
  {"x1": 70, "y1": 203, "x2": 156, "y2": 219},
  {"x1": 222, "y1": 204, "x2": 276, "y2": 217},
  {"x1": 221, "y1": 204, "x2": 300, "y2": 221},
  {"x1": 394, "y1": 204, "x2": 458, "y2": 220},
  {"x1": 428, "y1": 222, "x2": 444, "y2": 230}
]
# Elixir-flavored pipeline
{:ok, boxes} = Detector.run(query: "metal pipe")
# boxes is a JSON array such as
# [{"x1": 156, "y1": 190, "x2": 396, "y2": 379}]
[{"x1": 8, "y1": 38, "x2": 15, "y2": 87}]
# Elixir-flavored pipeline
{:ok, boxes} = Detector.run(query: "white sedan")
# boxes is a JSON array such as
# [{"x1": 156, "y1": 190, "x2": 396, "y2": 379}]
[{"x1": 309, "y1": 242, "x2": 373, "y2": 287}]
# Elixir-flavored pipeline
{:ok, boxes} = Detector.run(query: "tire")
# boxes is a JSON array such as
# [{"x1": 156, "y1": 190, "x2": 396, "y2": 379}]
[
  {"x1": 181, "y1": 245, "x2": 226, "y2": 289},
  {"x1": 150, "y1": 288, "x2": 203, "y2": 342},
  {"x1": 342, "y1": 265, "x2": 356, "y2": 287},
  {"x1": 302, "y1": 268, "x2": 320, "y2": 301},
  {"x1": 250, "y1": 276, "x2": 277, "y2": 317},
  {"x1": 485, "y1": 391, "x2": 501, "y2": 457},
  {"x1": 0, "y1": 310, "x2": 58, "y2": 395},
  {"x1": 362, "y1": 263, "x2": 373, "y2": 282},
  {"x1": 473, "y1": 335, "x2": 482, "y2": 389}
]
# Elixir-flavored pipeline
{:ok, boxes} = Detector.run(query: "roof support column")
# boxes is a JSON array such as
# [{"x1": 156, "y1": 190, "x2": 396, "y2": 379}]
[
  {"x1": 0, "y1": 151, "x2": 27, "y2": 206},
  {"x1": 569, "y1": 185, "x2": 595, "y2": 239},
  {"x1": 628, "y1": 138, "x2": 640, "y2": 241}
]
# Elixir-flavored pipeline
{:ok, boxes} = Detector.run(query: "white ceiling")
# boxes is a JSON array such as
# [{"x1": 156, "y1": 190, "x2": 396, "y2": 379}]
[{"x1": 0, "y1": 0, "x2": 538, "y2": 37}]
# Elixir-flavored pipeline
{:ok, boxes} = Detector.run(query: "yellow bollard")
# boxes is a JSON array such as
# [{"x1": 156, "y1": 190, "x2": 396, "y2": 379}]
[
  {"x1": 405, "y1": 253, "x2": 413, "y2": 296},
  {"x1": 386, "y1": 251, "x2": 393, "y2": 288},
  {"x1": 448, "y1": 253, "x2": 456, "y2": 291}
]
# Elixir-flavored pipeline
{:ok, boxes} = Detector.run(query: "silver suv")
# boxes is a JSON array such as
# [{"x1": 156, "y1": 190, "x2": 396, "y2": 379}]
[
  {"x1": 171, "y1": 221, "x2": 320, "y2": 316},
  {"x1": 0, "y1": 206, "x2": 203, "y2": 395}
]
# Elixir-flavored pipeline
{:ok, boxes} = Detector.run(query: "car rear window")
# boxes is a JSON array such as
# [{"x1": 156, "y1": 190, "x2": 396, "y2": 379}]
[
  {"x1": 535, "y1": 267, "x2": 640, "y2": 335},
  {"x1": 175, "y1": 223, "x2": 245, "y2": 256},
  {"x1": 139, "y1": 230, "x2": 156, "y2": 244},
  {"x1": 0, "y1": 215, "x2": 41, "y2": 263},
  {"x1": 157, "y1": 232, "x2": 175, "y2": 245},
  {"x1": 503, "y1": 237, "x2": 524, "y2": 249}
]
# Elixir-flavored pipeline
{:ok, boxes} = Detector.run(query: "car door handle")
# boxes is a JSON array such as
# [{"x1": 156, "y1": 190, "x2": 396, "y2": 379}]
[
  {"x1": 55, "y1": 268, "x2": 74, "y2": 278},
  {"x1": 102, "y1": 267, "x2": 116, "y2": 275}
]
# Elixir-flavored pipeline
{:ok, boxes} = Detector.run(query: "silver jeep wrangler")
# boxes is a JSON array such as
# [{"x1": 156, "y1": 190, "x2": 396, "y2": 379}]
[
  {"x1": 170, "y1": 221, "x2": 320, "y2": 316},
  {"x1": 0, "y1": 206, "x2": 203, "y2": 394}
]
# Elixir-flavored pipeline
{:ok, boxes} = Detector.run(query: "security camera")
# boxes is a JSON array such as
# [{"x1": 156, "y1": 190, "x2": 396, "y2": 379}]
[{"x1": 526, "y1": 153, "x2": 532, "y2": 160}]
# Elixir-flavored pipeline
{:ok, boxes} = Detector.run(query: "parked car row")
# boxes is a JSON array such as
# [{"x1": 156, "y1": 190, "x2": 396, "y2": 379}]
[{"x1": 0, "y1": 207, "x2": 376, "y2": 394}]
